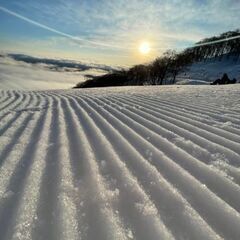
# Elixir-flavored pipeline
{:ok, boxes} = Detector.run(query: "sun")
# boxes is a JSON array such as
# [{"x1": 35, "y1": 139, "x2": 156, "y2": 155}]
[{"x1": 139, "y1": 41, "x2": 151, "y2": 55}]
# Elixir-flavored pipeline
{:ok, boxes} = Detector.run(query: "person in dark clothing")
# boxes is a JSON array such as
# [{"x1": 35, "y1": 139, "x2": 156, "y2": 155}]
[
  {"x1": 211, "y1": 73, "x2": 237, "y2": 85},
  {"x1": 221, "y1": 73, "x2": 230, "y2": 84}
]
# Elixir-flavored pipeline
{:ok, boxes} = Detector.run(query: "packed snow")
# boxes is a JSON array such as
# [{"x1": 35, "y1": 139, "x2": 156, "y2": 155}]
[{"x1": 0, "y1": 85, "x2": 240, "y2": 240}]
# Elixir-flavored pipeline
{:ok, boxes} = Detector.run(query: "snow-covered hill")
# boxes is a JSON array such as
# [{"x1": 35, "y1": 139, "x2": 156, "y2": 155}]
[
  {"x1": 177, "y1": 55, "x2": 240, "y2": 85},
  {"x1": 0, "y1": 85, "x2": 240, "y2": 240}
]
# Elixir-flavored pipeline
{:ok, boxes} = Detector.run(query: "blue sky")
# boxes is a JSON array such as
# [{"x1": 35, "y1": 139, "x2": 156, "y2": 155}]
[{"x1": 0, "y1": 0, "x2": 240, "y2": 66}]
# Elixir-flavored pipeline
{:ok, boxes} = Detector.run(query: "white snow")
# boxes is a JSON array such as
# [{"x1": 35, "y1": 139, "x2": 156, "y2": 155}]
[
  {"x1": 177, "y1": 55, "x2": 240, "y2": 84},
  {"x1": 0, "y1": 84, "x2": 240, "y2": 240}
]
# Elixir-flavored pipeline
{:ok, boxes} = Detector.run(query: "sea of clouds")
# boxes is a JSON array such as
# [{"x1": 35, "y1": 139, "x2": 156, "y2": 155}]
[{"x1": 0, "y1": 53, "x2": 116, "y2": 90}]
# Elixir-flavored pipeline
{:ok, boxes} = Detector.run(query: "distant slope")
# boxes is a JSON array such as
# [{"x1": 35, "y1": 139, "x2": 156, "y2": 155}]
[
  {"x1": 0, "y1": 85, "x2": 240, "y2": 239},
  {"x1": 177, "y1": 55, "x2": 240, "y2": 84}
]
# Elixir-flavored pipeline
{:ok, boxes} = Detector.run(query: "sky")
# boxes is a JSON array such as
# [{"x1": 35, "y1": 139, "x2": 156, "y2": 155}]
[{"x1": 0, "y1": 0, "x2": 240, "y2": 66}]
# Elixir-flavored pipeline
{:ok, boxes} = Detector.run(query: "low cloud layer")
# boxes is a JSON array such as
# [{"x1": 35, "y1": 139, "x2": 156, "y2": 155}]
[
  {"x1": 0, "y1": 54, "x2": 113, "y2": 90},
  {"x1": 7, "y1": 53, "x2": 116, "y2": 72}
]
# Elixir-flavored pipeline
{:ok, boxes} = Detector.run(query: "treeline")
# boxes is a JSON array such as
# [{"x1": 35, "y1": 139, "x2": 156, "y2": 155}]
[
  {"x1": 189, "y1": 29, "x2": 240, "y2": 61},
  {"x1": 74, "y1": 50, "x2": 192, "y2": 88},
  {"x1": 74, "y1": 29, "x2": 240, "y2": 88}
]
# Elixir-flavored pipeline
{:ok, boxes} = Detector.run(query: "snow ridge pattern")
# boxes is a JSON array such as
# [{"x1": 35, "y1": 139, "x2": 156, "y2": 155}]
[{"x1": 0, "y1": 85, "x2": 240, "y2": 240}]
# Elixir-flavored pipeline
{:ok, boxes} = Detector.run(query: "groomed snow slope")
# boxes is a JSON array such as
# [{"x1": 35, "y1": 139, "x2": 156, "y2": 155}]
[{"x1": 0, "y1": 85, "x2": 240, "y2": 240}]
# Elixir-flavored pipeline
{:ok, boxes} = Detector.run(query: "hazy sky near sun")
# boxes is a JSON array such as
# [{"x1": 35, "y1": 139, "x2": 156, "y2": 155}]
[{"x1": 0, "y1": 0, "x2": 240, "y2": 66}]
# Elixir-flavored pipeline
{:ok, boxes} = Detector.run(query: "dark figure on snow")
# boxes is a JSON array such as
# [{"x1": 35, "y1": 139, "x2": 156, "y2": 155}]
[{"x1": 211, "y1": 73, "x2": 237, "y2": 85}]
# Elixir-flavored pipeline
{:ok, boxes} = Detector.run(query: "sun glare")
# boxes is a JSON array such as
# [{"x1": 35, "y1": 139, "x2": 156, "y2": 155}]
[{"x1": 139, "y1": 42, "x2": 151, "y2": 55}]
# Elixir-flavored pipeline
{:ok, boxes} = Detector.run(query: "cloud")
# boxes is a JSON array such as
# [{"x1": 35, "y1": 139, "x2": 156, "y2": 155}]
[
  {"x1": 0, "y1": 5, "x2": 127, "y2": 50},
  {"x1": 1, "y1": 0, "x2": 239, "y2": 65},
  {"x1": 7, "y1": 53, "x2": 117, "y2": 72},
  {"x1": 0, "y1": 54, "x2": 112, "y2": 90}
]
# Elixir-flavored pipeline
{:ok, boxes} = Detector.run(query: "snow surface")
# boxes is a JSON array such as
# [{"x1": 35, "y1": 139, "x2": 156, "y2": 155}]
[
  {"x1": 0, "y1": 85, "x2": 240, "y2": 240},
  {"x1": 177, "y1": 55, "x2": 240, "y2": 85}
]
